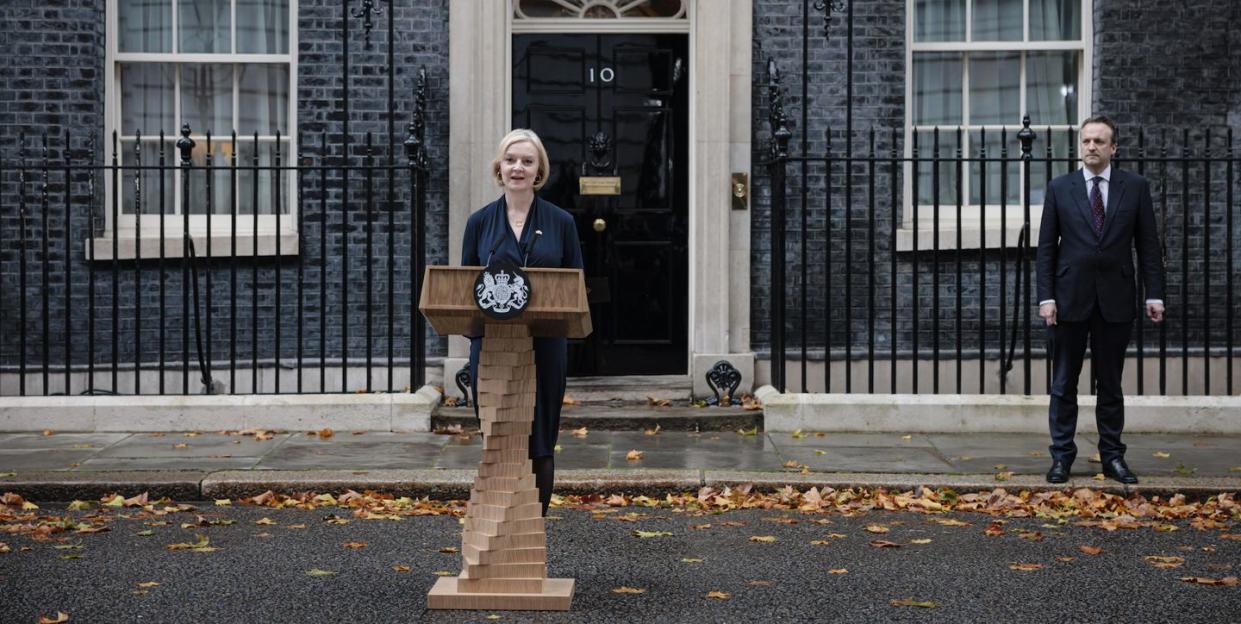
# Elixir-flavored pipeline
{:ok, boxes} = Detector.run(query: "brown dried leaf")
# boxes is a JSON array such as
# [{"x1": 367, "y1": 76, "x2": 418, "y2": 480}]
[
  {"x1": 1009, "y1": 563, "x2": 1045, "y2": 571},
  {"x1": 317, "y1": 428, "x2": 334, "y2": 439},
  {"x1": 1079, "y1": 545, "x2": 1103, "y2": 556},
  {"x1": 611, "y1": 586, "x2": 646, "y2": 594},
  {"x1": 706, "y1": 591, "x2": 730, "y2": 600},
  {"x1": 571, "y1": 427, "x2": 589, "y2": 439},
  {"x1": 392, "y1": 565, "x2": 411, "y2": 573},
  {"x1": 864, "y1": 525, "x2": 890, "y2": 534},
  {"x1": 1179, "y1": 576, "x2": 1239, "y2": 587},
  {"x1": 869, "y1": 540, "x2": 901, "y2": 548},
  {"x1": 342, "y1": 542, "x2": 367, "y2": 549},
  {"x1": 1145, "y1": 555, "x2": 1184, "y2": 569},
  {"x1": 626, "y1": 449, "x2": 644, "y2": 462},
  {"x1": 984, "y1": 522, "x2": 1006, "y2": 537},
  {"x1": 828, "y1": 568, "x2": 848, "y2": 574},
  {"x1": 749, "y1": 535, "x2": 777, "y2": 543},
  {"x1": 38, "y1": 613, "x2": 69, "y2": 624}
]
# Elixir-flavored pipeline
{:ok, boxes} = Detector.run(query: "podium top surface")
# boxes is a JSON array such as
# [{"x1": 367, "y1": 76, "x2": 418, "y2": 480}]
[{"x1": 418, "y1": 266, "x2": 592, "y2": 339}]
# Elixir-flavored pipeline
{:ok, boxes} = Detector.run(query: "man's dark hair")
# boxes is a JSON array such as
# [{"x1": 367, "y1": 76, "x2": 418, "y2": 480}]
[{"x1": 1080, "y1": 115, "x2": 1118, "y2": 145}]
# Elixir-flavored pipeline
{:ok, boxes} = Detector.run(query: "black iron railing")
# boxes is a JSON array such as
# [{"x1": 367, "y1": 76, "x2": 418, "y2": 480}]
[
  {"x1": 764, "y1": 68, "x2": 1238, "y2": 396},
  {"x1": 0, "y1": 73, "x2": 432, "y2": 397}
]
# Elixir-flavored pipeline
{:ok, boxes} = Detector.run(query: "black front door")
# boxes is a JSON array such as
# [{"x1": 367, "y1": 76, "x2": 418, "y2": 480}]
[{"x1": 513, "y1": 34, "x2": 689, "y2": 376}]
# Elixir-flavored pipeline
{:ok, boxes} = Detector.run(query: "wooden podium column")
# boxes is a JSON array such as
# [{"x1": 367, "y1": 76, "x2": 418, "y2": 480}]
[{"x1": 426, "y1": 323, "x2": 574, "y2": 610}]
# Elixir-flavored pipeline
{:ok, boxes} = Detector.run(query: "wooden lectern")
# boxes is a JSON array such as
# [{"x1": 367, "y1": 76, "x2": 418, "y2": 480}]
[{"x1": 419, "y1": 265, "x2": 591, "y2": 611}]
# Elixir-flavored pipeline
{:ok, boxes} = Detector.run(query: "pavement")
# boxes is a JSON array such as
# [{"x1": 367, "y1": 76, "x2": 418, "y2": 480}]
[{"x1": 3, "y1": 405, "x2": 1240, "y2": 502}]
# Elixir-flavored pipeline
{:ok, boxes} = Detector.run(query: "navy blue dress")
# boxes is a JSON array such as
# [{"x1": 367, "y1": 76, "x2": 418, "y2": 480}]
[{"x1": 462, "y1": 195, "x2": 584, "y2": 458}]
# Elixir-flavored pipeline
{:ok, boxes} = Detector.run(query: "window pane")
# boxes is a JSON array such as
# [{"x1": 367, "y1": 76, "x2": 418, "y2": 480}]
[
  {"x1": 121, "y1": 63, "x2": 175, "y2": 135},
  {"x1": 237, "y1": 0, "x2": 289, "y2": 54},
  {"x1": 914, "y1": 129, "x2": 963, "y2": 207},
  {"x1": 1027, "y1": 51, "x2": 1079, "y2": 125},
  {"x1": 188, "y1": 139, "x2": 234, "y2": 216},
  {"x1": 238, "y1": 64, "x2": 289, "y2": 135},
  {"x1": 237, "y1": 140, "x2": 288, "y2": 216},
  {"x1": 914, "y1": 0, "x2": 966, "y2": 42},
  {"x1": 181, "y1": 64, "x2": 233, "y2": 136},
  {"x1": 121, "y1": 139, "x2": 175, "y2": 215},
  {"x1": 118, "y1": 0, "x2": 172, "y2": 53},
  {"x1": 913, "y1": 53, "x2": 963, "y2": 125},
  {"x1": 971, "y1": 0, "x2": 1022, "y2": 41},
  {"x1": 1030, "y1": 0, "x2": 1080, "y2": 40},
  {"x1": 970, "y1": 131, "x2": 1021, "y2": 206},
  {"x1": 178, "y1": 0, "x2": 230, "y2": 53},
  {"x1": 968, "y1": 52, "x2": 1019, "y2": 125}
]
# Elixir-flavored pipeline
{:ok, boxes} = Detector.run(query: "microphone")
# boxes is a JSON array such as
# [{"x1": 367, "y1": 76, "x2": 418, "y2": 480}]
[
  {"x1": 523, "y1": 230, "x2": 543, "y2": 267},
  {"x1": 484, "y1": 230, "x2": 506, "y2": 267}
]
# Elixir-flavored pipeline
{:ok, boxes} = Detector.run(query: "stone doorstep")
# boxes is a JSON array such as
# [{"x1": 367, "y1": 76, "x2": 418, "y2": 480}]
[
  {"x1": 761, "y1": 389, "x2": 1241, "y2": 435},
  {"x1": 432, "y1": 405, "x2": 762, "y2": 432},
  {"x1": 0, "y1": 385, "x2": 441, "y2": 433}
]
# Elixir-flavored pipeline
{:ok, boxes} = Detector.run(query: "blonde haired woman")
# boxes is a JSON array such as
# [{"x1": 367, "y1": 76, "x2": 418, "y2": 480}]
[{"x1": 461, "y1": 129, "x2": 583, "y2": 516}]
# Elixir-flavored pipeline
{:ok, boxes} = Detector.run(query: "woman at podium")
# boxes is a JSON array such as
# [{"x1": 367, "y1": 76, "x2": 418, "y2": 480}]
[{"x1": 462, "y1": 129, "x2": 584, "y2": 516}]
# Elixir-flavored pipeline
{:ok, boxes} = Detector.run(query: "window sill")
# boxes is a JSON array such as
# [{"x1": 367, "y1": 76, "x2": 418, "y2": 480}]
[
  {"x1": 894, "y1": 219, "x2": 1041, "y2": 252},
  {"x1": 85, "y1": 233, "x2": 300, "y2": 261}
]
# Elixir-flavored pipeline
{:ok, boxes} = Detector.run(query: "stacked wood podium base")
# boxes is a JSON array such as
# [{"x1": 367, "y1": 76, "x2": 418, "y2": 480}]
[{"x1": 426, "y1": 324, "x2": 574, "y2": 611}]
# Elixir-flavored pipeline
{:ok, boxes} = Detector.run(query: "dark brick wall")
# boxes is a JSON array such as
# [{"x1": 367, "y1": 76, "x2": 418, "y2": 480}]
[{"x1": 0, "y1": 0, "x2": 450, "y2": 391}]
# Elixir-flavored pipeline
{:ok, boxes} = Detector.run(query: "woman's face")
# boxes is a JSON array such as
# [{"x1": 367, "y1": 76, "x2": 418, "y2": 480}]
[{"x1": 499, "y1": 140, "x2": 539, "y2": 192}]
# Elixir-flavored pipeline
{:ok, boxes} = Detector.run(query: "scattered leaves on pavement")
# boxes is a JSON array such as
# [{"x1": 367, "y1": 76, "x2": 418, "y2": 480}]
[
  {"x1": 864, "y1": 525, "x2": 890, "y2": 534},
  {"x1": 994, "y1": 471, "x2": 1014, "y2": 482}
]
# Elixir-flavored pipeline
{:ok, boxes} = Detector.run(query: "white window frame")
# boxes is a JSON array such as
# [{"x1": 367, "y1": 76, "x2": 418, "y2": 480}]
[
  {"x1": 99, "y1": 0, "x2": 299, "y2": 258},
  {"x1": 900, "y1": 0, "x2": 1092, "y2": 251}
]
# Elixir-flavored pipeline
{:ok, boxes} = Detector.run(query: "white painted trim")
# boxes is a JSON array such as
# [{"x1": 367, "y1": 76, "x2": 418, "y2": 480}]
[{"x1": 511, "y1": 20, "x2": 690, "y2": 33}]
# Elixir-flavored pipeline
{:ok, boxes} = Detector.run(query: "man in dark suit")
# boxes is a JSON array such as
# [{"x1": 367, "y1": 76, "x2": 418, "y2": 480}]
[{"x1": 1035, "y1": 115, "x2": 1165, "y2": 485}]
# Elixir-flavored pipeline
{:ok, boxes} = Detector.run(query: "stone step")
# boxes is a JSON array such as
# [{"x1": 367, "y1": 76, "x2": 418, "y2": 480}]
[{"x1": 433, "y1": 404, "x2": 762, "y2": 432}]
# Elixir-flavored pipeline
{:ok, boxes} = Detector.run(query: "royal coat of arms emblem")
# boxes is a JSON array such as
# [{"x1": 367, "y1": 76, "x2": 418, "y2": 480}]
[{"x1": 474, "y1": 260, "x2": 531, "y2": 320}]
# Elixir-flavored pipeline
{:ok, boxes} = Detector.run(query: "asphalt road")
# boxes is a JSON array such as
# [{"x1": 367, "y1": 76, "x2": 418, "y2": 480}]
[{"x1": 2, "y1": 501, "x2": 1238, "y2": 623}]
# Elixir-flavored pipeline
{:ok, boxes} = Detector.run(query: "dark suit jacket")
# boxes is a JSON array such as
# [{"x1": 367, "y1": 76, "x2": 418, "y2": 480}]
[{"x1": 1036, "y1": 168, "x2": 1164, "y2": 323}]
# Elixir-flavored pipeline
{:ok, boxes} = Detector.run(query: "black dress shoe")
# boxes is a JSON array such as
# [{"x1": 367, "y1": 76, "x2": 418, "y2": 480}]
[
  {"x1": 1102, "y1": 458, "x2": 1139, "y2": 484},
  {"x1": 1046, "y1": 461, "x2": 1071, "y2": 484}
]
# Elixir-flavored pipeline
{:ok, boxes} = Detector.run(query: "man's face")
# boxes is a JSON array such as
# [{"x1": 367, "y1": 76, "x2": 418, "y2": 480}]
[{"x1": 1080, "y1": 122, "x2": 1117, "y2": 172}]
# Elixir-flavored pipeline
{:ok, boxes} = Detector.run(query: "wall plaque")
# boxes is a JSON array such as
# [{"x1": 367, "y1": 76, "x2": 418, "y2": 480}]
[{"x1": 578, "y1": 176, "x2": 621, "y2": 195}]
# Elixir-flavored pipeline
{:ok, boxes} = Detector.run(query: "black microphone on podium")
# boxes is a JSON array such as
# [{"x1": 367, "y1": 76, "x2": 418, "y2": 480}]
[
  {"x1": 523, "y1": 230, "x2": 543, "y2": 267},
  {"x1": 484, "y1": 230, "x2": 506, "y2": 267}
]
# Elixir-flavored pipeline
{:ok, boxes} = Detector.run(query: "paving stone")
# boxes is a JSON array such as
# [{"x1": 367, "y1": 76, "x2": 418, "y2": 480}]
[
  {"x1": 776, "y1": 446, "x2": 957, "y2": 474},
  {"x1": 0, "y1": 450, "x2": 100, "y2": 471},
  {"x1": 0, "y1": 433, "x2": 129, "y2": 451},
  {"x1": 257, "y1": 433, "x2": 447, "y2": 470},
  {"x1": 92, "y1": 433, "x2": 289, "y2": 458}
]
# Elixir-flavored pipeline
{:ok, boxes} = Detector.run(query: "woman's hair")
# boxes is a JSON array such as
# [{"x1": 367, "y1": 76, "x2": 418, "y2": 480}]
[{"x1": 491, "y1": 129, "x2": 550, "y2": 190}]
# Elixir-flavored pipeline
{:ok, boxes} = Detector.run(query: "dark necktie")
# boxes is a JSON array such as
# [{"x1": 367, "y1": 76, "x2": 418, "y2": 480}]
[{"x1": 1090, "y1": 176, "x2": 1105, "y2": 237}]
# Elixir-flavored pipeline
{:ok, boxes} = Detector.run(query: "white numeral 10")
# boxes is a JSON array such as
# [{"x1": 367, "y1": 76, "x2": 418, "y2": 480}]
[{"x1": 588, "y1": 67, "x2": 615, "y2": 83}]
